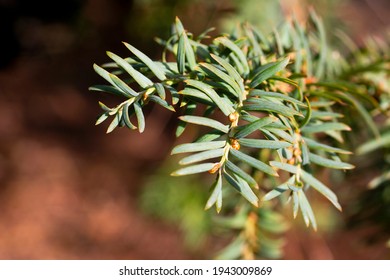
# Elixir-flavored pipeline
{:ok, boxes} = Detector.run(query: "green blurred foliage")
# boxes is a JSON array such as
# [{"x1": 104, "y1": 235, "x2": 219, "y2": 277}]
[
  {"x1": 220, "y1": 0, "x2": 283, "y2": 33},
  {"x1": 139, "y1": 161, "x2": 213, "y2": 251}
]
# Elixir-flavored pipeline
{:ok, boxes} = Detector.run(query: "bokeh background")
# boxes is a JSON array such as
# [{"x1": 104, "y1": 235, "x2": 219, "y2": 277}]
[{"x1": 0, "y1": 0, "x2": 389, "y2": 259}]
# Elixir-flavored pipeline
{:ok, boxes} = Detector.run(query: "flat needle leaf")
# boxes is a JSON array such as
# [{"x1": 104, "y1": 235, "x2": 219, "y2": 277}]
[{"x1": 171, "y1": 163, "x2": 215, "y2": 176}]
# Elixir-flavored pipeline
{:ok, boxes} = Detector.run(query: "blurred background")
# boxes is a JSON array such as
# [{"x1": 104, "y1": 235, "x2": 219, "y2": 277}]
[{"x1": 0, "y1": 0, "x2": 389, "y2": 259}]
